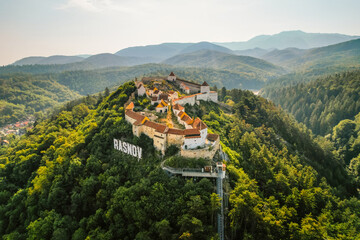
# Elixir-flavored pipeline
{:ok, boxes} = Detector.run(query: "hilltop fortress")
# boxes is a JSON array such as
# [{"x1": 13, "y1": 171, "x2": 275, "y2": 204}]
[{"x1": 125, "y1": 72, "x2": 220, "y2": 159}]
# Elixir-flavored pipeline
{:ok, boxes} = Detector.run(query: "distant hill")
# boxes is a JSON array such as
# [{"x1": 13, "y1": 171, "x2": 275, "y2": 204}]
[
  {"x1": 234, "y1": 48, "x2": 271, "y2": 58},
  {"x1": 178, "y1": 42, "x2": 233, "y2": 55},
  {"x1": 162, "y1": 50, "x2": 284, "y2": 76},
  {"x1": 261, "y1": 48, "x2": 307, "y2": 66},
  {"x1": 12, "y1": 57, "x2": 47, "y2": 65},
  {"x1": 0, "y1": 62, "x2": 98, "y2": 75},
  {"x1": 13, "y1": 55, "x2": 84, "y2": 65},
  {"x1": 257, "y1": 39, "x2": 360, "y2": 72},
  {"x1": 293, "y1": 38, "x2": 360, "y2": 67},
  {"x1": 115, "y1": 43, "x2": 193, "y2": 62},
  {"x1": 216, "y1": 30, "x2": 359, "y2": 50},
  {"x1": 115, "y1": 42, "x2": 233, "y2": 62},
  {"x1": 82, "y1": 53, "x2": 149, "y2": 68}
]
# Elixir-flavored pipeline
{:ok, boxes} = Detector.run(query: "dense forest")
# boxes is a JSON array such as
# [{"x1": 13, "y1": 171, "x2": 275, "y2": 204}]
[
  {"x1": 0, "y1": 75, "x2": 80, "y2": 126},
  {"x1": 0, "y1": 81, "x2": 359, "y2": 239},
  {"x1": 326, "y1": 112, "x2": 360, "y2": 167},
  {"x1": 261, "y1": 70, "x2": 360, "y2": 135},
  {"x1": 0, "y1": 63, "x2": 96, "y2": 75}
]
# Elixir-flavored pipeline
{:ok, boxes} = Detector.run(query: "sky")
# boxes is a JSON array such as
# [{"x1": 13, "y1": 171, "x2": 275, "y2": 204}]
[{"x1": 0, "y1": 0, "x2": 360, "y2": 65}]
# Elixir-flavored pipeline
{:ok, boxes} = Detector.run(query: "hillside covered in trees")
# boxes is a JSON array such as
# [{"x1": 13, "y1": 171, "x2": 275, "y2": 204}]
[
  {"x1": 0, "y1": 75, "x2": 80, "y2": 127},
  {"x1": 261, "y1": 70, "x2": 360, "y2": 135},
  {"x1": 0, "y1": 81, "x2": 359, "y2": 239}
]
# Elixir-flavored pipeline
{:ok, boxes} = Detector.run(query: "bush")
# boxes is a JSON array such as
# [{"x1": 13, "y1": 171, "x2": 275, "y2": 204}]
[{"x1": 165, "y1": 145, "x2": 180, "y2": 157}]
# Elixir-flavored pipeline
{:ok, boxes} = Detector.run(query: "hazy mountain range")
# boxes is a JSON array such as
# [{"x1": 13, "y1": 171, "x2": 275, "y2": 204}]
[
  {"x1": 215, "y1": 30, "x2": 359, "y2": 50},
  {"x1": 12, "y1": 31, "x2": 359, "y2": 67},
  {"x1": 162, "y1": 49, "x2": 284, "y2": 75}
]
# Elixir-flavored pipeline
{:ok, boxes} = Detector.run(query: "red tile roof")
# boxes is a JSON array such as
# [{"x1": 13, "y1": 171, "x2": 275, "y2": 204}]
[
  {"x1": 143, "y1": 121, "x2": 167, "y2": 133},
  {"x1": 169, "y1": 72, "x2": 175, "y2": 76},
  {"x1": 173, "y1": 103, "x2": 184, "y2": 111},
  {"x1": 193, "y1": 117, "x2": 207, "y2": 130},
  {"x1": 159, "y1": 94, "x2": 169, "y2": 101},
  {"x1": 125, "y1": 102, "x2": 134, "y2": 110},
  {"x1": 174, "y1": 103, "x2": 184, "y2": 111},
  {"x1": 207, "y1": 133, "x2": 219, "y2": 141},
  {"x1": 181, "y1": 114, "x2": 191, "y2": 122},
  {"x1": 185, "y1": 118, "x2": 194, "y2": 125},
  {"x1": 201, "y1": 81, "x2": 209, "y2": 86},
  {"x1": 152, "y1": 96, "x2": 158, "y2": 101},
  {"x1": 184, "y1": 129, "x2": 200, "y2": 136},
  {"x1": 185, "y1": 135, "x2": 201, "y2": 139},
  {"x1": 167, "y1": 128, "x2": 184, "y2": 135},
  {"x1": 125, "y1": 110, "x2": 146, "y2": 122}
]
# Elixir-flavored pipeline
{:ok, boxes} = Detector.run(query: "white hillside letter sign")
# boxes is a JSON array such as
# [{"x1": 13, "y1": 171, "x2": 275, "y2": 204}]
[{"x1": 114, "y1": 139, "x2": 142, "y2": 160}]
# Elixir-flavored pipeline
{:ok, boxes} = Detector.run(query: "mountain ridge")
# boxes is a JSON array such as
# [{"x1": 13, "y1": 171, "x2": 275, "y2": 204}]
[
  {"x1": 216, "y1": 30, "x2": 360, "y2": 50},
  {"x1": 162, "y1": 49, "x2": 285, "y2": 76}
]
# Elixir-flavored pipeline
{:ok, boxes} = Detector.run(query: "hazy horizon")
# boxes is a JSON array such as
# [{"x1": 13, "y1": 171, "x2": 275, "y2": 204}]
[{"x1": 1, "y1": 0, "x2": 360, "y2": 66}]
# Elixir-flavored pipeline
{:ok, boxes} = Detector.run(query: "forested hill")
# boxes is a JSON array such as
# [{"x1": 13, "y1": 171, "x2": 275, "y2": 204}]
[
  {"x1": 0, "y1": 81, "x2": 359, "y2": 239},
  {"x1": 0, "y1": 74, "x2": 80, "y2": 126},
  {"x1": 261, "y1": 70, "x2": 360, "y2": 136},
  {"x1": 262, "y1": 38, "x2": 360, "y2": 71},
  {"x1": 162, "y1": 50, "x2": 285, "y2": 76}
]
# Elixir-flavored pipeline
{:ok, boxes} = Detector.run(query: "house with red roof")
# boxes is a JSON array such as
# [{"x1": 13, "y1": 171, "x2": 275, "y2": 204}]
[{"x1": 180, "y1": 82, "x2": 191, "y2": 94}]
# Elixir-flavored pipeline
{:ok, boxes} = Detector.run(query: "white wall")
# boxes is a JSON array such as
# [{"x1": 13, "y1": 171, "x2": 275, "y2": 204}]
[
  {"x1": 209, "y1": 92, "x2": 218, "y2": 102},
  {"x1": 200, "y1": 128, "x2": 207, "y2": 142},
  {"x1": 201, "y1": 86, "x2": 210, "y2": 93},
  {"x1": 156, "y1": 106, "x2": 167, "y2": 113},
  {"x1": 196, "y1": 93, "x2": 208, "y2": 101},
  {"x1": 175, "y1": 96, "x2": 195, "y2": 106},
  {"x1": 167, "y1": 76, "x2": 176, "y2": 81},
  {"x1": 183, "y1": 137, "x2": 203, "y2": 149},
  {"x1": 137, "y1": 86, "x2": 146, "y2": 96}
]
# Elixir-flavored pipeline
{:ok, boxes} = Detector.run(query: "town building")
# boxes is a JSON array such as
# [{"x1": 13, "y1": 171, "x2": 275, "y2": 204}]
[
  {"x1": 156, "y1": 100, "x2": 168, "y2": 113},
  {"x1": 180, "y1": 83, "x2": 191, "y2": 94},
  {"x1": 135, "y1": 82, "x2": 146, "y2": 96},
  {"x1": 167, "y1": 72, "x2": 176, "y2": 81}
]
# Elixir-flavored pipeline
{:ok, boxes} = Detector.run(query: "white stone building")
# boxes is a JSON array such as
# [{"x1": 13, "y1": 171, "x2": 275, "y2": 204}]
[
  {"x1": 167, "y1": 72, "x2": 176, "y2": 81},
  {"x1": 136, "y1": 82, "x2": 146, "y2": 96},
  {"x1": 156, "y1": 100, "x2": 168, "y2": 113}
]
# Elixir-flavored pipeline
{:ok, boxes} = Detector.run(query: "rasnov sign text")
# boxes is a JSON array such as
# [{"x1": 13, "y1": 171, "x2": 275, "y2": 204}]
[{"x1": 114, "y1": 139, "x2": 142, "y2": 159}]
